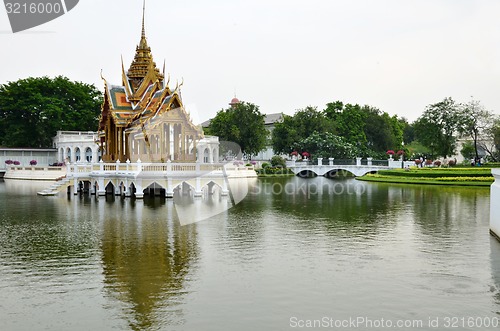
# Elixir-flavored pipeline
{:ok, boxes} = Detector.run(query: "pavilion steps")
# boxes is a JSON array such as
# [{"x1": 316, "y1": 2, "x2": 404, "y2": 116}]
[{"x1": 37, "y1": 178, "x2": 71, "y2": 196}]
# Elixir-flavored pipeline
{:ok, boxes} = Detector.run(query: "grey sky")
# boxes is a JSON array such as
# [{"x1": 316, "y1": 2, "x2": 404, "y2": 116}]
[{"x1": 1, "y1": 0, "x2": 499, "y2": 124}]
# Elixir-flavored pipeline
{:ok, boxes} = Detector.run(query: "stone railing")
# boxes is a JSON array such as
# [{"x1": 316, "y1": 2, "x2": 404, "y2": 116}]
[
  {"x1": 65, "y1": 160, "x2": 254, "y2": 177},
  {"x1": 286, "y1": 157, "x2": 415, "y2": 168}
]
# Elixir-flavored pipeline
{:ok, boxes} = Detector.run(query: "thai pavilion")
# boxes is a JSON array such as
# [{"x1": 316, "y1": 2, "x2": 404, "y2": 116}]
[{"x1": 98, "y1": 8, "x2": 217, "y2": 164}]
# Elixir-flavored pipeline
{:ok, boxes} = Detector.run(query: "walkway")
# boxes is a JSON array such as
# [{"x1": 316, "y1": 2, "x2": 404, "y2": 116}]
[{"x1": 288, "y1": 157, "x2": 412, "y2": 177}]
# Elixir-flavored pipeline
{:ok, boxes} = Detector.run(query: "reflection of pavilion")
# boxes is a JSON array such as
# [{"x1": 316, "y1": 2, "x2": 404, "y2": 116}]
[{"x1": 98, "y1": 199, "x2": 198, "y2": 330}]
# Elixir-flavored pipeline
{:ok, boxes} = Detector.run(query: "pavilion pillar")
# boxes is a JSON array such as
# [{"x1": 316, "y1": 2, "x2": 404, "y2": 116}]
[
  {"x1": 160, "y1": 124, "x2": 165, "y2": 161},
  {"x1": 174, "y1": 124, "x2": 179, "y2": 161},
  {"x1": 124, "y1": 132, "x2": 130, "y2": 162},
  {"x1": 181, "y1": 127, "x2": 186, "y2": 161}
]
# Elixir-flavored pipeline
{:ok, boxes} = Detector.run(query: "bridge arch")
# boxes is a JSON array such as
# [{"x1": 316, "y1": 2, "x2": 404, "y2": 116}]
[
  {"x1": 297, "y1": 170, "x2": 318, "y2": 178},
  {"x1": 290, "y1": 165, "x2": 386, "y2": 177}
]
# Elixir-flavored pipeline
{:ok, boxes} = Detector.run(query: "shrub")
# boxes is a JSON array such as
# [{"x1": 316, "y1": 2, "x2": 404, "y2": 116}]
[
  {"x1": 30, "y1": 160, "x2": 37, "y2": 166},
  {"x1": 434, "y1": 160, "x2": 442, "y2": 167},
  {"x1": 425, "y1": 159, "x2": 433, "y2": 166},
  {"x1": 448, "y1": 159, "x2": 456, "y2": 167},
  {"x1": 414, "y1": 159, "x2": 422, "y2": 165},
  {"x1": 256, "y1": 167, "x2": 294, "y2": 175},
  {"x1": 13, "y1": 161, "x2": 20, "y2": 165},
  {"x1": 262, "y1": 162, "x2": 271, "y2": 169},
  {"x1": 5, "y1": 159, "x2": 13, "y2": 165},
  {"x1": 271, "y1": 155, "x2": 286, "y2": 168}
]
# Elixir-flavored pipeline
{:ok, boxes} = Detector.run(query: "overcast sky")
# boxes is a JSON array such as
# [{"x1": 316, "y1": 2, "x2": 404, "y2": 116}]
[{"x1": 1, "y1": 0, "x2": 500, "y2": 124}]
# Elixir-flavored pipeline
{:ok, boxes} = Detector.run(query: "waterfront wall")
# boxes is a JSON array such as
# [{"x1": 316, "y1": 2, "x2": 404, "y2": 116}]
[
  {"x1": 4, "y1": 166, "x2": 66, "y2": 181},
  {"x1": 491, "y1": 169, "x2": 500, "y2": 240},
  {"x1": 0, "y1": 148, "x2": 57, "y2": 170}
]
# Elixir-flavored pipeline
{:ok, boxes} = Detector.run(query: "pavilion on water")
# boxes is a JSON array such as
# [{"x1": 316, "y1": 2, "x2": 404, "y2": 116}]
[{"x1": 98, "y1": 5, "x2": 217, "y2": 164}]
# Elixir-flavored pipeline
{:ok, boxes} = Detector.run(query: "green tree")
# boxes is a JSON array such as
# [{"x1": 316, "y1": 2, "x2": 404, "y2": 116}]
[
  {"x1": 270, "y1": 155, "x2": 286, "y2": 168},
  {"x1": 271, "y1": 114, "x2": 300, "y2": 155},
  {"x1": 271, "y1": 106, "x2": 333, "y2": 155},
  {"x1": 414, "y1": 97, "x2": 461, "y2": 158},
  {"x1": 478, "y1": 118, "x2": 500, "y2": 162},
  {"x1": 0, "y1": 76, "x2": 102, "y2": 148},
  {"x1": 363, "y1": 106, "x2": 403, "y2": 153},
  {"x1": 208, "y1": 101, "x2": 267, "y2": 158},
  {"x1": 457, "y1": 99, "x2": 496, "y2": 160},
  {"x1": 324, "y1": 102, "x2": 366, "y2": 145},
  {"x1": 294, "y1": 132, "x2": 358, "y2": 160},
  {"x1": 292, "y1": 106, "x2": 334, "y2": 139},
  {"x1": 460, "y1": 141, "x2": 475, "y2": 161},
  {"x1": 400, "y1": 118, "x2": 415, "y2": 144},
  {"x1": 324, "y1": 101, "x2": 403, "y2": 154}
]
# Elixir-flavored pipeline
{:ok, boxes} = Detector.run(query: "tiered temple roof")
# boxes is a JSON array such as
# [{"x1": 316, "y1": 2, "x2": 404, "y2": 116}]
[{"x1": 98, "y1": 3, "x2": 202, "y2": 162}]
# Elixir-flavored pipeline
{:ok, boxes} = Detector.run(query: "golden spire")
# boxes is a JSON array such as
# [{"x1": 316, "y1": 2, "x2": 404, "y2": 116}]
[
  {"x1": 142, "y1": 0, "x2": 146, "y2": 39},
  {"x1": 127, "y1": 0, "x2": 163, "y2": 95},
  {"x1": 139, "y1": 0, "x2": 148, "y2": 49}
]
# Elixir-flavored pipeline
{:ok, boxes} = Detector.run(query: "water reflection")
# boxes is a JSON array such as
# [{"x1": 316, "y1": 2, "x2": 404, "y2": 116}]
[
  {"x1": 98, "y1": 198, "x2": 199, "y2": 330},
  {"x1": 1, "y1": 178, "x2": 499, "y2": 330},
  {"x1": 249, "y1": 177, "x2": 399, "y2": 238}
]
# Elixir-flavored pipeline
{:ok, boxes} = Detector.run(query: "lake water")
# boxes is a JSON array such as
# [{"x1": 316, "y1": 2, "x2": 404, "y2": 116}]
[{"x1": 0, "y1": 177, "x2": 499, "y2": 331}]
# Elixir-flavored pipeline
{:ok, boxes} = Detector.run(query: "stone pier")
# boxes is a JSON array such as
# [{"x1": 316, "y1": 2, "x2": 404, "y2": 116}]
[{"x1": 491, "y1": 169, "x2": 500, "y2": 240}]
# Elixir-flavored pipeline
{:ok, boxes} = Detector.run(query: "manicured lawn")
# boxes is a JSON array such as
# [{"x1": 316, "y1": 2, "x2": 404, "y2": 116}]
[{"x1": 357, "y1": 167, "x2": 494, "y2": 187}]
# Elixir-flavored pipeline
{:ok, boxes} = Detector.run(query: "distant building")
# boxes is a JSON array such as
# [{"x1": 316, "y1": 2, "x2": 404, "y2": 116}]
[{"x1": 255, "y1": 112, "x2": 284, "y2": 160}]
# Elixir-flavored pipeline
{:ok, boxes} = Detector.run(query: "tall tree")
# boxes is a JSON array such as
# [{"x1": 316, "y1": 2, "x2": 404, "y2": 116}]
[
  {"x1": 272, "y1": 106, "x2": 333, "y2": 155},
  {"x1": 271, "y1": 114, "x2": 299, "y2": 155},
  {"x1": 457, "y1": 99, "x2": 496, "y2": 160},
  {"x1": 478, "y1": 118, "x2": 500, "y2": 162},
  {"x1": 0, "y1": 76, "x2": 102, "y2": 148},
  {"x1": 294, "y1": 132, "x2": 358, "y2": 160},
  {"x1": 208, "y1": 101, "x2": 267, "y2": 158},
  {"x1": 414, "y1": 97, "x2": 461, "y2": 158},
  {"x1": 292, "y1": 106, "x2": 334, "y2": 139},
  {"x1": 362, "y1": 106, "x2": 403, "y2": 153},
  {"x1": 400, "y1": 118, "x2": 415, "y2": 144},
  {"x1": 324, "y1": 102, "x2": 366, "y2": 146}
]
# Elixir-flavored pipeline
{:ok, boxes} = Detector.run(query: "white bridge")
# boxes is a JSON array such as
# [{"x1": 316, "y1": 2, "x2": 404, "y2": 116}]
[{"x1": 288, "y1": 157, "x2": 413, "y2": 177}]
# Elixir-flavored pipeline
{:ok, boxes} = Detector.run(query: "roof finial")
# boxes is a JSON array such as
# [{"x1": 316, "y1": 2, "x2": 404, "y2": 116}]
[{"x1": 141, "y1": 0, "x2": 146, "y2": 39}]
